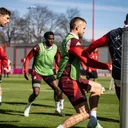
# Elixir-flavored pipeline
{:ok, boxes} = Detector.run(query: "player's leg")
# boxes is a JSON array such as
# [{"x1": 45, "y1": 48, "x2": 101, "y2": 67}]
[
  {"x1": 114, "y1": 79, "x2": 120, "y2": 101},
  {"x1": 43, "y1": 75, "x2": 64, "y2": 116},
  {"x1": 87, "y1": 80, "x2": 102, "y2": 128},
  {"x1": 24, "y1": 87, "x2": 40, "y2": 117},
  {"x1": 57, "y1": 102, "x2": 89, "y2": 128},
  {"x1": 51, "y1": 79, "x2": 65, "y2": 115},
  {"x1": 114, "y1": 79, "x2": 121, "y2": 116},
  {"x1": 24, "y1": 71, "x2": 42, "y2": 117},
  {"x1": 7, "y1": 73, "x2": 9, "y2": 78},
  {"x1": 59, "y1": 92, "x2": 65, "y2": 111},
  {"x1": 78, "y1": 77, "x2": 102, "y2": 128},
  {"x1": 57, "y1": 77, "x2": 90, "y2": 128}
]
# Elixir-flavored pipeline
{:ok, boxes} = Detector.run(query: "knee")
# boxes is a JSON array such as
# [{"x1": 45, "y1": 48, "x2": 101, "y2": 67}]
[
  {"x1": 99, "y1": 83, "x2": 102, "y2": 91},
  {"x1": 81, "y1": 112, "x2": 90, "y2": 120},
  {"x1": 54, "y1": 88, "x2": 61, "y2": 96},
  {"x1": 95, "y1": 83, "x2": 102, "y2": 94}
]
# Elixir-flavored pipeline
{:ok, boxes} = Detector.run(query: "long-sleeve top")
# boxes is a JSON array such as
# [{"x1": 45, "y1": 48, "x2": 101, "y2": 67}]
[
  {"x1": 85, "y1": 27, "x2": 128, "y2": 80},
  {"x1": 0, "y1": 46, "x2": 8, "y2": 74}
]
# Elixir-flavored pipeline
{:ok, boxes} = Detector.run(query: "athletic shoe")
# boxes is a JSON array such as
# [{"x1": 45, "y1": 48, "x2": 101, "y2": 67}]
[
  {"x1": 0, "y1": 102, "x2": 2, "y2": 106},
  {"x1": 60, "y1": 103, "x2": 64, "y2": 110},
  {"x1": 87, "y1": 116, "x2": 97, "y2": 128},
  {"x1": 24, "y1": 104, "x2": 31, "y2": 117},
  {"x1": 96, "y1": 122, "x2": 103, "y2": 128},
  {"x1": 55, "y1": 110, "x2": 65, "y2": 117},
  {"x1": 101, "y1": 87, "x2": 105, "y2": 94},
  {"x1": 87, "y1": 116, "x2": 103, "y2": 128}
]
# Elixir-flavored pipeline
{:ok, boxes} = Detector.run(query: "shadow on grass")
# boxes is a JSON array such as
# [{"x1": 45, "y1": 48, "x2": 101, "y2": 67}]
[
  {"x1": 98, "y1": 116, "x2": 119, "y2": 123},
  {"x1": 0, "y1": 101, "x2": 54, "y2": 117},
  {"x1": 0, "y1": 108, "x2": 23, "y2": 116},
  {"x1": 0, "y1": 107, "x2": 71, "y2": 117},
  {"x1": 0, "y1": 124, "x2": 49, "y2": 128},
  {"x1": 0, "y1": 124, "x2": 19, "y2": 128},
  {"x1": 1, "y1": 102, "x2": 119, "y2": 124},
  {"x1": 73, "y1": 127, "x2": 85, "y2": 128},
  {"x1": 3, "y1": 101, "x2": 53, "y2": 108}
]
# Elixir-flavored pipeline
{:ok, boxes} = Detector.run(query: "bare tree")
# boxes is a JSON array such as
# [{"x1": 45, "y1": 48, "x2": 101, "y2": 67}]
[
  {"x1": 0, "y1": 31, "x2": 6, "y2": 44},
  {"x1": 24, "y1": 6, "x2": 55, "y2": 43},
  {"x1": 2, "y1": 6, "x2": 82, "y2": 45},
  {"x1": 3, "y1": 11, "x2": 21, "y2": 44},
  {"x1": 53, "y1": 8, "x2": 81, "y2": 42}
]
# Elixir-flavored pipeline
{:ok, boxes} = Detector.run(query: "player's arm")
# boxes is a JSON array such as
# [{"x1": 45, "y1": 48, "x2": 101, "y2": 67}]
[
  {"x1": 81, "y1": 62, "x2": 87, "y2": 71},
  {"x1": 0, "y1": 46, "x2": 9, "y2": 72},
  {"x1": 54, "y1": 49, "x2": 60, "y2": 74},
  {"x1": 24, "y1": 45, "x2": 39, "y2": 80},
  {"x1": 69, "y1": 46, "x2": 111, "y2": 70},
  {"x1": 84, "y1": 33, "x2": 109, "y2": 54},
  {"x1": 54, "y1": 49, "x2": 60, "y2": 67}
]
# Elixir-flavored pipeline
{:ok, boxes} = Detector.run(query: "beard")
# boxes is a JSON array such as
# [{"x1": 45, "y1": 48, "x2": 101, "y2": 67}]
[{"x1": 78, "y1": 33, "x2": 83, "y2": 38}]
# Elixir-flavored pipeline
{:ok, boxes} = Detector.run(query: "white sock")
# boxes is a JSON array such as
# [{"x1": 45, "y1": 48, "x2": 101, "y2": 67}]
[
  {"x1": 0, "y1": 96, "x2": 2, "y2": 102},
  {"x1": 57, "y1": 124, "x2": 64, "y2": 128},
  {"x1": 55, "y1": 102, "x2": 60, "y2": 112},
  {"x1": 26, "y1": 101, "x2": 31, "y2": 108},
  {"x1": 90, "y1": 110, "x2": 97, "y2": 118},
  {"x1": 60, "y1": 99, "x2": 64, "y2": 110}
]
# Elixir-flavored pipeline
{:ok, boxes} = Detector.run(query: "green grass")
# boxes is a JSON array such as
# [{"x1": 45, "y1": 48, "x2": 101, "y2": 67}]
[{"x1": 0, "y1": 75, "x2": 119, "y2": 128}]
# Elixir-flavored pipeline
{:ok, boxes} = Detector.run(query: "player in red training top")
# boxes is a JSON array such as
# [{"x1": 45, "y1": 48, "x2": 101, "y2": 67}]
[
  {"x1": 0, "y1": 7, "x2": 11, "y2": 105},
  {"x1": 0, "y1": 46, "x2": 9, "y2": 105}
]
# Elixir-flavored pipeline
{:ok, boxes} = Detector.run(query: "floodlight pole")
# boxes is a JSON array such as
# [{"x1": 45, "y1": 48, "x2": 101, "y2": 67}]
[
  {"x1": 92, "y1": 0, "x2": 95, "y2": 42},
  {"x1": 120, "y1": 29, "x2": 128, "y2": 128}
]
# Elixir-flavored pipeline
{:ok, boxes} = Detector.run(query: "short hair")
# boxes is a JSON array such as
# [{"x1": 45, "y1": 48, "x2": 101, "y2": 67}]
[
  {"x1": 44, "y1": 31, "x2": 54, "y2": 39},
  {"x1": 70, "y1": 17, "x2": 87, "y2": 30},
  {"x1": 124, "y1": 13, "x2": 128, "y2": 24},
  {"x1": 0, "y1": 7, "x2": 11, "y2": 16}
]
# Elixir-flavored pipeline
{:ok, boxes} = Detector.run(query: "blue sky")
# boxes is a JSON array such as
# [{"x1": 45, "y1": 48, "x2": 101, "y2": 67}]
[{"x1": 1, "y1": 0, "x2": 128, "y2": 40}]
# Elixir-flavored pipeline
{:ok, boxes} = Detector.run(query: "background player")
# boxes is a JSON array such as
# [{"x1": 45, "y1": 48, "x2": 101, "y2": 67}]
[{"x1": 23, "y1": 31, "x2": 65, "y2": 117}]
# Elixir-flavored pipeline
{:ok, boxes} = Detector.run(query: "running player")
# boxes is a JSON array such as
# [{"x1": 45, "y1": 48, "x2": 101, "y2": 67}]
[{"x1": 23, "y1": 31, "x2": 65, "y2": 117}]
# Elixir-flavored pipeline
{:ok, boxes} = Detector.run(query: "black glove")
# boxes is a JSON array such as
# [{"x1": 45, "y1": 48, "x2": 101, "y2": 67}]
[{"x1": 24, "y1": 72, "x2": 29, "y2": 80}]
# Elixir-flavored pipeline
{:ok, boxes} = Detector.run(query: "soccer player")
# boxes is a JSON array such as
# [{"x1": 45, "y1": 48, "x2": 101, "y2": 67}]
[
  {"x1": 0, "y1": 7, "x2": 11, "y2": 105},
  {"x1": 85, "y1": 13, "x2": 128, "y2": 102},
  {"x1": 57, "y1": 17, "x2": 111, "y2": 128},
  {"x1": 23, "y1": 31, "x2": 65, "y2": 117}
]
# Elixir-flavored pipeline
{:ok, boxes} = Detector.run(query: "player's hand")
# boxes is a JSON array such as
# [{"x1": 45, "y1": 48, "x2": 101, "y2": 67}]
[
  {"x1": 89, "y1": 69, "x2": 92, "y2": 72},
  {"x1": 106, "y1": 63, "x2": 112, "y2": 71},
  {"x1": 24, "y1": 72, "x2": 29, "y2": 80},
  {"x1": 3, "y1": 68, "x2": 9, "y2": 73}
]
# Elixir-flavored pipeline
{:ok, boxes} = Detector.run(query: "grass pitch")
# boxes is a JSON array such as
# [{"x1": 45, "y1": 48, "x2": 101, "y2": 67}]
[{"x1": 0, "y1": 75, "x2": 119, "y2": 128}]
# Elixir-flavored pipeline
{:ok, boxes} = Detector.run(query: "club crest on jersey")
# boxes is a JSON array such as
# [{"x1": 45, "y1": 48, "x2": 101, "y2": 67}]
[
  {"x1": 34, "y1": 76, "x2": 37, "y2": 79},
  {"x1": 115, "y1": 35, "x2": 120, "y2": 41},
  {"x1": 76, "y1": 41, "x2": 81, "y2": 46}
]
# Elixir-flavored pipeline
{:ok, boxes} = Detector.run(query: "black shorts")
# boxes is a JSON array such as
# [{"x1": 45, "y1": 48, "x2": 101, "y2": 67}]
[
  {"x1": 112, "y1": 68, "x2": 121, "y2": 80},
  {"x1": 31, "y1": 70, "x2": 56, "y2": 89},
  {"x1": 86, "y1": 70, "x2": 98, "y2": 79},
  {"x1": 58, "y1": 76, "x2": 89, "y2": 106}
]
